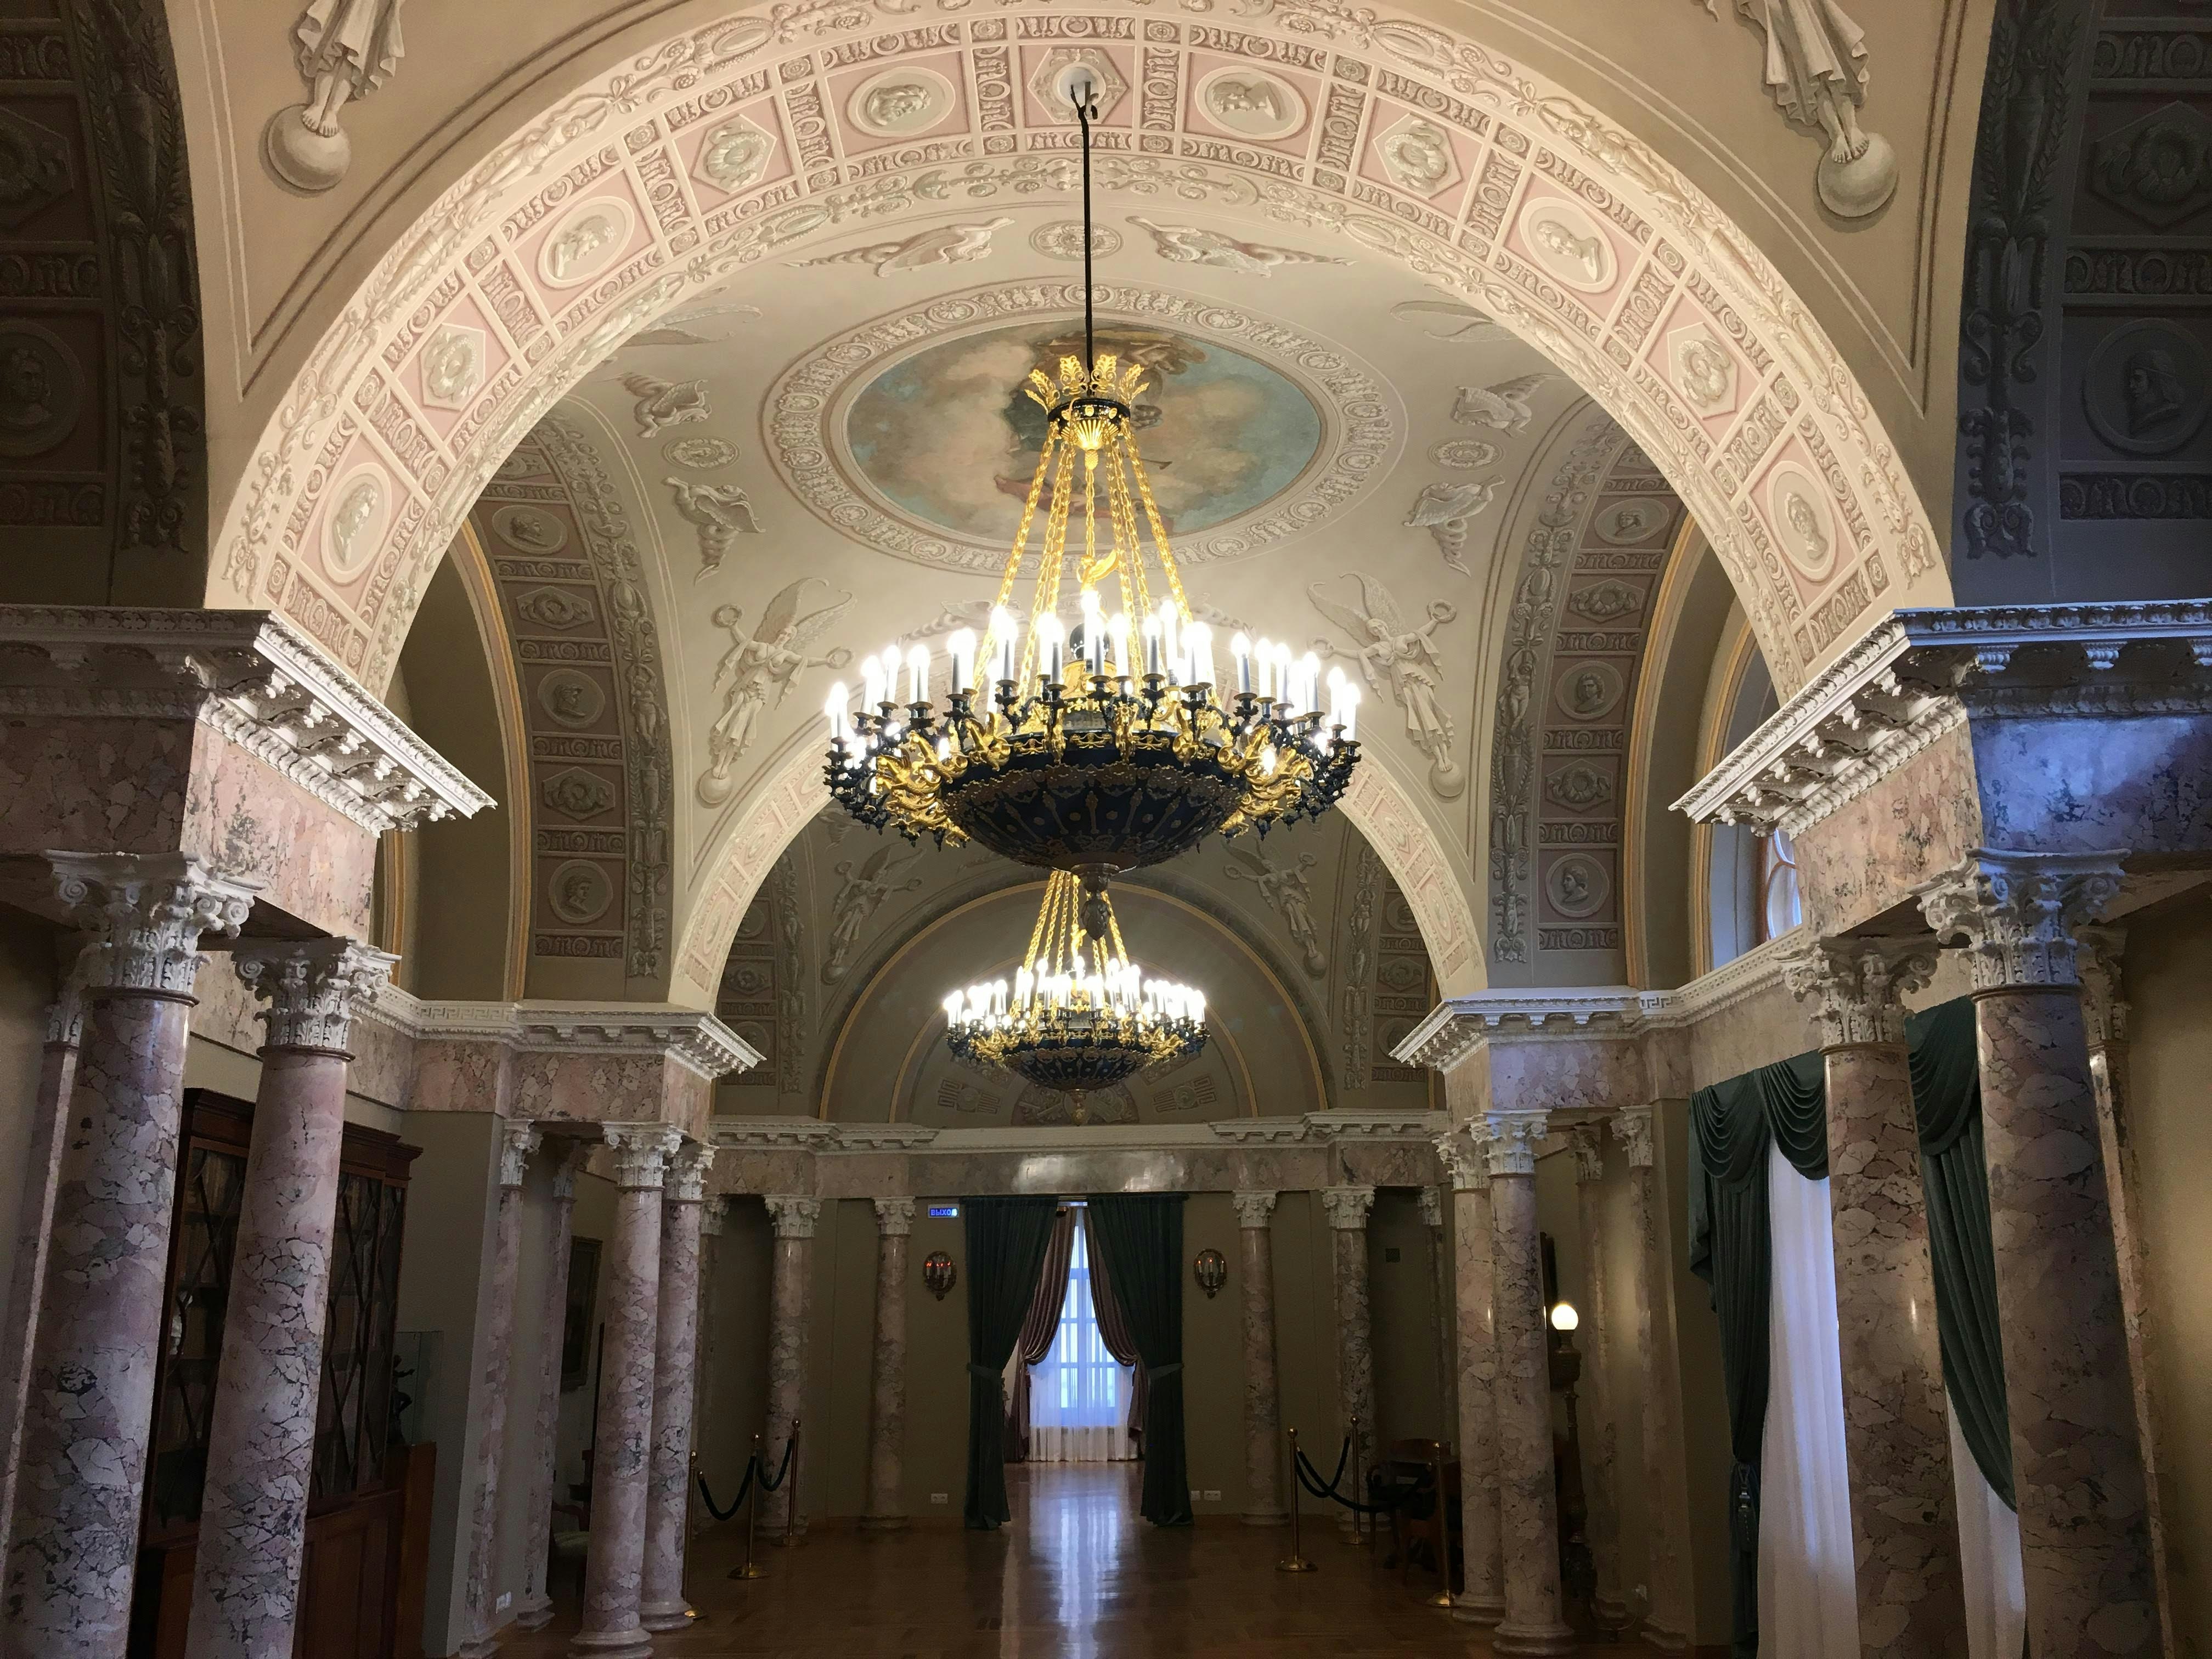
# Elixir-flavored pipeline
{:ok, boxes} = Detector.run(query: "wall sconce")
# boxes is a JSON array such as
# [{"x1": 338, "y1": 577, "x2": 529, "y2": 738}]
[
  {"x1": 1193, "y1": 1248, "x2": 1227, "y2": 1299},
  {"x1": 922, "y1": 1251, "x2": 958, "y2": 1301},
  {"x1": 1549, "y1": 1301, "x2": 1579, "y2": 1333}
]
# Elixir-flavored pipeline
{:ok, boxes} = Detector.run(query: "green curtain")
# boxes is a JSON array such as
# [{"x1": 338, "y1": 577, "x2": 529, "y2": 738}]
[
  {"x1": 962, "y1": 1197, "x2": 1061, "y2": 1530},
  {"x1": 1906, "y1": 996, "x2": 2016, "y2": 1509},
  {"x1": 1086, "y1": 1194, "x2": 1193, "y2": 1526},
  {"x1": 1688, "y1": 1048, "x2": 1824, "y2": 1659}
]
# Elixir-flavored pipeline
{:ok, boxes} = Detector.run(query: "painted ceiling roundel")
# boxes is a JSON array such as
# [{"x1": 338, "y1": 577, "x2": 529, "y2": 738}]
[{"x1": 845, "y1": 319, "x2": 1324, "y2": 544}]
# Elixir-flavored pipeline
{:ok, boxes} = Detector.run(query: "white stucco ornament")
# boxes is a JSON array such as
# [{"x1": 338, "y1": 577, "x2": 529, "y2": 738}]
[{"x1": 265, "y1": 0, "x2": 405, "y2": 193}]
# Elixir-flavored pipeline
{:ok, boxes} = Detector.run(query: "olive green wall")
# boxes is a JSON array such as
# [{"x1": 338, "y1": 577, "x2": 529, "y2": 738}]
[
  {"x1": 1368, "y1": 1188, "x2": 1448, "y2": 1451},
  {"x1": 0, "y1": 911, "x2": 55, "y2": 1364}
]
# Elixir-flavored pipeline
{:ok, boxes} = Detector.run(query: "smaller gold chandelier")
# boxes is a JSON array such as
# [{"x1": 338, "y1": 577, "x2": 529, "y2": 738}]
[{"x1": 943, "y1": 870, "x2": 1206, "y2": 1106}]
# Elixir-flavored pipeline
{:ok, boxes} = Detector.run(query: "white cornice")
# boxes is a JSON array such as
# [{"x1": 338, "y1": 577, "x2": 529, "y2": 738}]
[
  {"x1": 711, "y1": 1117, "x2": 843, "y2": 1150},
  {"x1": 1673, "y1": 602, "x2": 2212, "y2": 836},
  {"x1": 364, "y1": 987, "x2": 759, "y2": 1081},
  {"x1": 0, "y1": 607, "x2": 493, "y2": 833},
  {"x1": 703, "y1": 1111, "x2": 1447, "y2": 1154}
]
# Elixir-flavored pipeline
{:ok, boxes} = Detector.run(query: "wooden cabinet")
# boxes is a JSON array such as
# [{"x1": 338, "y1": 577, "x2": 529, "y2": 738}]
[{"x1": 128, "y1": 1090, "x2": 431, "y2": 1659}]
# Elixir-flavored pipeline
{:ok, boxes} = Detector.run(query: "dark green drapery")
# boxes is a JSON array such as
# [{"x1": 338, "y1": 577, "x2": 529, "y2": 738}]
[
  {"x1": 1086, "y1": 1194, "x2": 1193, "y2": 1526},
  {"x1": 1906, "y1": 997, "x2": 2016, "y2": 1509},
  {"x1": 1688, "y1": 1048, "x2": 1824, "y2": 1659},
  {"x1": 962, "y1": 1197, "x2": 1060, "y2": 1530}
]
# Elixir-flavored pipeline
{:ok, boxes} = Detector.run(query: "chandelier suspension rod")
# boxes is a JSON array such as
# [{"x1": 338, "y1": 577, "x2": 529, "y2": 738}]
[{"x1": 1074, "y1": 79, "x2": 1096, "y2": 376}]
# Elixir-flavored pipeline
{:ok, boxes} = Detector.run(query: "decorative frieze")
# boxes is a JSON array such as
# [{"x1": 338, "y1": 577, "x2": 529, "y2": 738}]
[
  {"x1": 0, "y1": 608, "x2": 493, "y2": 833},
  {"x1": 1916, "y1": 850, "x2": 2125, "y2": 991},
  {"x1": 234, "y1": 938, "x2": 396, "y2": 1054},
  {"x1": 1779, "y1": 935, "x2": 1940, "y2": 1049},
  {"x1": 49, "y1": 853, "x2": 259, "y2": 996},
  {"x1": 1232, "y1": 1189, "x2": 1279, "y2": 1228}
]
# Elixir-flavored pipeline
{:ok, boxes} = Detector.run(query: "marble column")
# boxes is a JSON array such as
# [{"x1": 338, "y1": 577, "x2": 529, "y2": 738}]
[
  {"x1": 571, "y1": 1123, "x2": 683, "y2": 1659},
  {"x1": 762, "y1": 1195, "x2": 820, "y2": 1538},
  {"x1": 692, "y1": 1197, "x2": 727, "y2": 1536},
  {"x1": 1440, "y1": 1131, "x2": 1505, "y2": 1625},
  {"x1": 2, "y1": 854, "x2": 255, "y2": 1659},
  {"x1": 1918, "y1": 853, "x2": 2163, "y2": 1659},
  {"x1": 1232, "y1": 1190, "x2": 1287, "y2": 1525},
  {"x1": 184, "y1": 940, "x2": 395, "y2": 1659},
  {"x1": 0, "y1": 946, "x2": 88, "y2": 1565},
  {"x1": 1568, "y1": 1126, "x2": 1629, "y2": 1633},
  {"x1": 862, "y1": 1197, "x2": 913, "y2": 1530},
  {"x1": 1419, "y1": 1187, "x2": 1457, "y2": 1446},
  {"x1": 1321, "y1": 1184, "x2": 1376, "y2": 1535},
  {"x1": 451, "y1": 1119, "x2": 544, "y2": 1658},
  {"x1": 1487, "y1": 1110, "x2": 1575, "y2": 1657},
  {"x1": 1615, "y1": 1107, "x2": 1690, "y2": 1651},
  {"x1": 516, "y1": 1137, "x2": 594, "y2": 1631},
  {"x1": 1781, "y1": 935, "x2": 1970, "y2": 1659},
  {"x1": 641, "y1": 1142, "x2": 714, "y2": 1630}
]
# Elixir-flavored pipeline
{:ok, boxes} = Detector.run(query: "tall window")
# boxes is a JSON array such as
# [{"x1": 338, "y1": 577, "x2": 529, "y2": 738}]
[
  {"x1": 1707, "y1": 651, "x2": 1802, "y2": 968},
  {"x1": 1029, "y1": 1215, "x2": 1133, "y2": 1463},
  {"x1": 1760, "y1": 828, "x2": 1803, "y2": 942}
]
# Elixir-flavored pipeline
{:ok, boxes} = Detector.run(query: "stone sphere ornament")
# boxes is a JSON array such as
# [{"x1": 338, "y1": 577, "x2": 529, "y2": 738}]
[
  {"x1": 1816, "y1": 129, "x2": 1898, "y2": 219},
  {"x1": 264, "y1": 104, "x2": 352, "y2": 193}
]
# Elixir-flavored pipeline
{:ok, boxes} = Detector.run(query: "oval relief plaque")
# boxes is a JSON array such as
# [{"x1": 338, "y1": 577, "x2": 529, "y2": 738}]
[
  {"x1": 0, "y1": 323, "x2": 82, "y2": 459},
  {"x1": 1519, "y1": 198, "x2": 1617, "y2": 294},
  {"x1": 539, "y1": 198, "x2": 635, "y2": 289},
  {"x1": 849, "y1": 67, "x2": 956, "y2": 136},
  {"x1": 323, "y1": 467, "x2": 387, "y2": 581},
  {"x1": 1766, "y1": 465, "x2": 1837, "y2": 582}
]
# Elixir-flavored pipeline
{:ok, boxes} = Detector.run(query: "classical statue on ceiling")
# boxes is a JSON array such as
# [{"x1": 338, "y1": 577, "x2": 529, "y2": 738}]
[
  {"x1": 1729, "y1": 0, "x2": 1897, "y2": 217},
  {"x1": 264, "y1": 0, "x2": 404, "y2": 191},
  {"x1": 697, "y1": 580, "x2": 853, "y2": 806}
]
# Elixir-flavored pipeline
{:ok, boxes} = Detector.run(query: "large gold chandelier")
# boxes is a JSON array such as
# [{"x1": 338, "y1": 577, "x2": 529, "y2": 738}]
[
  {"x1": 944, "y1": 870, "x2": 1205, "y2": 1106},
  {"x1": 823, "y1": 74, "x2": 1361, "y2": 940}
]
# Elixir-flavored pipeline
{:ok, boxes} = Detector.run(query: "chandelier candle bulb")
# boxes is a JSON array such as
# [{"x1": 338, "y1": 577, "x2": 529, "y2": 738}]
[
  {"x1": 826, "y1": 683, "x2": 851, "y2": 746},
  {"x1": 1232, "y1": 634, "x2": 1254, "y2": 695},
  {"x1": 907, "y1": 644, "x2": 930, "y2": 706},
  {"x1": 948, "y1": 629, "x2": 975, "y2": 696},
  {"x1": 1187, "y1": 622, "x2": 1214, "y2": 689}
]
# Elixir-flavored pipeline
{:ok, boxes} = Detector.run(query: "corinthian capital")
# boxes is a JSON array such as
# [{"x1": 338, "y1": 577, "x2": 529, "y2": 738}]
[
  {"x1": 498, "y1": 1119, "x2": 543, "y2": 1189},
  {"x1": 1483, "y1": 1109, "x2": 1548, "y2": 1177},
  {"x1": 604, "y1": 1121, "x2": 685, "y2": 1190},
  {"x1": 1436, "y1": 1123, "x2": 1491, "y2": 1190},
  {"x1": 1781, "y1": 934, "x2": 1939, "y2": 1049},
  {"x1": 49, "y1": 853, "x2": 260, "y2": 997},
  {"x1": 1916, "y1": 850, "x2": 2124, "y2": 991},
  {"x1": 765, "y1": 1194, "x2": 821, "y2": 1239},
  {"x1": 873, "y1": 1197, "x2": 915, "y2": 1237},
  {"x1": 1231, "y1": 1189, "x2": 1278, "y2": 1229},
  {"x1": 1321, "y1": 1184, "x2": 1375, "y2": 1231},
  {"x1": 234, "y1": 938, "x2": 396, "y2": 1054},
  {"x1": 1612, "y1": 1106, "x2": 1655, "y2": 1170},
  {"x1": 667, "y1": 1141, "x2": 716, "y2": 1204}
]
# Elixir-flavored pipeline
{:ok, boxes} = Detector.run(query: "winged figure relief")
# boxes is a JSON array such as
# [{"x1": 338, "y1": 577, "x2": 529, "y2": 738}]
[
  {"x1": 665, "y1": 478, "x2": 762, "y2": 580},
  {"x1": 1403, "y1": 476, "x2": 1504, "y2": 576},
  {"x1": 623, "y1": 302, "x2": 763, "y2": 348},
  {"x1": 1389, "y1": 298, "x2": 1514, "y2": 346},
  {"x1": 1451, "y1": 373, "x2": 1548, "y2": 435},
  {"x1": 1127, "y1": 218, "x2": 1349, "y2": 277},
  {"x1": 622, "y1": 373, "x2": 712, "y2": 438},
  {"x1": 697, "y1": 579, "x2": 854, "y2": 807},
  {"x1": 1309, "y1": 573, "x2": 1466, "y2": 800},
  {"x1": 1223, "y1": 843, "x2": 1327, "y2": 977},
  {"x1": 822, "y1": 845, "x2": 927, "y2": 984},
  {"x1": 791, "y1": 218, "x2": 1013, "y2": 276}
]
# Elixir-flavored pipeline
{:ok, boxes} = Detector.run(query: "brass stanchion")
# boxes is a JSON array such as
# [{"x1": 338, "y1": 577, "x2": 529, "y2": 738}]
[
  {"x1": 1345, "y1": 1415, "x2": 1370, "y2": 1546},
  {"x1": 728, "y1": 1434, "x2": 766, "y2": 1580},
  {"x1": 1276, "y1": 1427, "x2": 1317, "y2": 1573},
  {"x1": 680, "y1": 1450, "x2": 707, "y2": 1621},
  {"x1": 775, "y1": 1417, "x2": 803, "y2": 1548},
  {"x1": 1420, "y1": 1441, "x2": 1453, "y2": 1608}
]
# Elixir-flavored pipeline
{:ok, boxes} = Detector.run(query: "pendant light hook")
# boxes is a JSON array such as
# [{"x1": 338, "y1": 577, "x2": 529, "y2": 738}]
[{"x1": 1069, "y1": 72, "x2": 1101, "y2": 378}]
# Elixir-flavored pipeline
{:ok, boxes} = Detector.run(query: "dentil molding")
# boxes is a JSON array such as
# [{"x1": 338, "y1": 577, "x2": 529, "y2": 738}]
[{"x1": 362, "y1": 984, "x2": 760, "y2": 1081}]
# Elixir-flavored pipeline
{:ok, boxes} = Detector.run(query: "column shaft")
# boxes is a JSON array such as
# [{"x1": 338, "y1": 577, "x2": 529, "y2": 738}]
[
  {"x1": 762, "y1": 1197, "x2": 820, "y2": 1537},
  {"x1": 863, "y1": 1198, "x2": 912, "y2": 1530},
  {"x1": 571, "y1": 1126, "x2": 680, "y2": 1658},
  {"x1": 1322, "y1": 1186, "x2": 1375, "y2": 1534},
  {"x1": 516, "y1": 1145, "x2": 589, "y2": 1632},
  {"x1": 1233, "y1": 1192, "x2": 1285, "y2": 1525},
  {"x1": 641, "y1": 1146, "x2": 712, "y2": 1630},
  {"x1": 1448, "y1": 1171, "x2": 1505, "y2": 1623},
  {"x1": 1624, "y1": 1143, "x2": 1691, "y2": 1650},
  {"x1": 1489, "y1": 1137, "x2": 1575, "y2": 1657},
  {"x1": 1571, "y1": 1135, "x2": 1628, "y2": 1630}
]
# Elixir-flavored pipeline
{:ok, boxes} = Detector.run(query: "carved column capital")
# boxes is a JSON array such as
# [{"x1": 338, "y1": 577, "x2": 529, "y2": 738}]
[
  {"x1": 872, "y1": 1197, "x2": 915, "y2": 1236},
  {"x1": 1569, "y1": 1124, "x2": 1606, "y2": 1183},
  {"x1": 699, "y1": 1197, "x2": 730, "y2": 1238},
  {"x1": 1436, "y1": 1123, "x2": 1492, "y2": 1190},
  {"x1": 666, "y1": 1142, "x2": 715, "y2": 1205},
  {"x1": 1781, "y1": 934, "x2": 1939, "y2": 1049},
  {"x1": 49, "y1": 852, "x2": 259, "y2": 997},
  {"x1": 1483, "y1": 1110, "x2": 1549, "y2": 1178},
  {"x1": 499, "y1": 1119, "x2": 543, "y2": 1189},
  {"x1": 547, "y1": 1136, "x2": 594, "y2": 1202},
  {"x1": 1916, "y1": 850, "x2": 2125, "y2": 990},
  {"x1": 605, "y1": 1122, "x2": 685, "y2": 1190},
  {"x1": 234, "y1": 937, "x2": 396, "y2": 1054},
  {"x1": 1321, "y1": 1184, "x2": 1376, "y2": 1231},
  {"x1": 2077, "y1": 926, "x2": 2130, "y2": 1047},
  {"x1": 766, "y1": 1194, "x2": 822, "y2": 1240},
  {"x1": 1232, "y1": 1189, "x2": 1278, "y2": 1229},
  {"x1": 45, "y1": 935, "x2": 94, "y2": 1046},
  {"x1": 1417, "y1": 1188, "x2": 1444, "y2": 1228},
  {"x1": 1612, "y1": 1106, "x2": 1656, "y2": 1170}
]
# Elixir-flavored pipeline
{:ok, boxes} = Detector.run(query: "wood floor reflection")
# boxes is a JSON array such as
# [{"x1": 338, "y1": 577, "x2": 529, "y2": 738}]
[{"x1": 494, "y1": 1462, "x2": 1649, "y2": 1656}]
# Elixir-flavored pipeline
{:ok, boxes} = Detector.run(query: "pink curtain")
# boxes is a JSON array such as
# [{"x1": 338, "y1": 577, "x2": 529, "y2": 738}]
[
  {"x1": 1081, "y1": 1209, "x2": 1145, "y2": 1454},
  {"x1": 1006, "y1": 1206, "x2": 1077, "y2": 1463}
]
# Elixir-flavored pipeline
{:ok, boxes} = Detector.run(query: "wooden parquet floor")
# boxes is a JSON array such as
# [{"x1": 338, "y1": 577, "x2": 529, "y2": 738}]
[{"x1": 495, "y1": 1463, "x2": 1649, "y2": 1657}]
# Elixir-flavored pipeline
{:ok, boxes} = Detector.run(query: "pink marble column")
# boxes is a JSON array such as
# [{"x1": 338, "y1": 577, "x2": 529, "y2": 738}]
[
  {"x1": 640, "y1": 1142, "x2": 715, "y2": 1630},
  {"x1": 453, "y1": 1119, "x2": 545, "y2": 1658},
  {"x1": 2, "y1": 855, "x2": 256, "y2": 1659},
  {"x1": 1487, "y1": 1110, "x2": 1575, "y2": 1657},
  {"x1": 516, "y1": 1138, "x2": 594, "y2": 1632},
  {"x1": 693, "y1": 1196, "x2": 727, "y2": 1533},
  {"x1": 761, "y1": 1195, "x2": 820, "y2": 1538},
  {"x1": 184, "y1": 940, "x2": 395, "y2": 1659},
  {"x1": 1321, "y1": 1184, "x2": 1375, "y2": 1537},
  {"x1": 571, "y1": 1124, "x2": 682, "y2": 1659},
  {"x1": 1920, "y1": 853, "x2": 2163, "y2": 1659},
  {"x1": 0, "y1": 944, "x2": 88, "y2": 1566},
  {"x1": 1781, "y1": 935, "x2": 1969, "y2": 1659},
  {"x1": 1439, "y1": 1131, "x2": 1505, "y2": 1625},
  {"x1": 1568, "y1": 1126, "x2": 1629, "y2": 1633},
  {"x1": 862, "y1": 1197, "x2": 912, "y2": 1531},
  {"x1": 1231, "y1": 1190, "x2": 1286, "y2": 1525},
  {"x1": 1615, "y1": 1107, "x2": 1690, "y2": 1651}
]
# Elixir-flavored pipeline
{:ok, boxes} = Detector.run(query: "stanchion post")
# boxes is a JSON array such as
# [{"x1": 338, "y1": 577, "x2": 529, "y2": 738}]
[
  {"x1": 730, "y1": 1434, "x2": 766, "y2": 1580},
  {"x1": 682, "y1": 1449, "x2": 707, "y2": 1621},
  {"x1": 1421, "y1": 1441, "x2": 1453, "y2": 1608},
  {"x1": 1346, "y1": 1415, "x2": 1369, "y2": 1547},
  {"x1": 1277, "y1": 1427, "x2": 1317, "y2": 1573},
  {"x1": 778, "y1": 1417, "x2": 803, "y2": 1549}
]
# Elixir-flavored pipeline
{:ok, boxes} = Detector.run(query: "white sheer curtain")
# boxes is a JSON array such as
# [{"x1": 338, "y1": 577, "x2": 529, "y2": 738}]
[
  {"x1": 1758, "y1": 1141, "x2": 1860, "y2": 1659},
  {"x1": 1951, "y1": 1407, "x2": 2028, "y2": 1659},
  {"x1": 1029, "y1": 1215, "x2": 1135, "y2": 1463}
]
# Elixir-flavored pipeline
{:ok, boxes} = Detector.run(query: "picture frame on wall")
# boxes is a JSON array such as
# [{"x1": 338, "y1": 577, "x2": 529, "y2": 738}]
[{"x1": 561, "y1": 1235, "x2": 601, "y2": 1392}]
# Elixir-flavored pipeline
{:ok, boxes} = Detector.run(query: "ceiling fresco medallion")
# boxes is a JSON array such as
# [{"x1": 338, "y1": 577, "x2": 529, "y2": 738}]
[
  {"x1": 1594, "y1": 499, "x2": 1668, "y2": 546},
  {"x1": 769, "y1": 279, "x2": 1394, "y2": 571},
  {"x1": 2082, "y1": 320, "x2": 2210, "y2": 458},
  {"x1": 538, "y1": 669, "x2": 607, "y2": 729},
  {"x1": 1519, "y1": 196, "x2": 1616, "y2": 294},
  {"x1": 492, "y1": 503, "x2": 568, "y2": 554},
  {"x1": 1546, "y1": 854, "x2": 1610, "y2": 920},
  {"x1": 1554, "y1": 661, "x2": 1624, "y2": 723},
  {"x1": 696, "y1": 115, "x2": 778, "y2": 194},
  {"x1": 0, "y1": 322, "x2": 81, "y2": 458},
  {"x1": 1765, "y1": 464, "x2": 1837, "y2": 582},
  {"x1": 417, "y1": 323, "x2": 485, "y2": 412},
  {"x1": 848, "y1": 66, "x2": 957, "y2": 137},
  {"x1": 1030, "y1": 219, "x2": 1121, "y2": 262},
  {"x1": 1196, "y1": 67, "x2": 1306, "y2": 140},
  {"x1": 322, "y1": 466, "x2": 387, "y2": 581},
  {"x1": 665, "y1": 435, "x2": 738, "y2": 471},
  {"x1": 539, "y1": 197, "x2": 634, "y2": 288},
  {"x1": 1374, "y1": 115, "x2": 1459, "y2": 198},
  {"x1": 549, "y1": 860, "x2": 616, "y2": 926}
]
